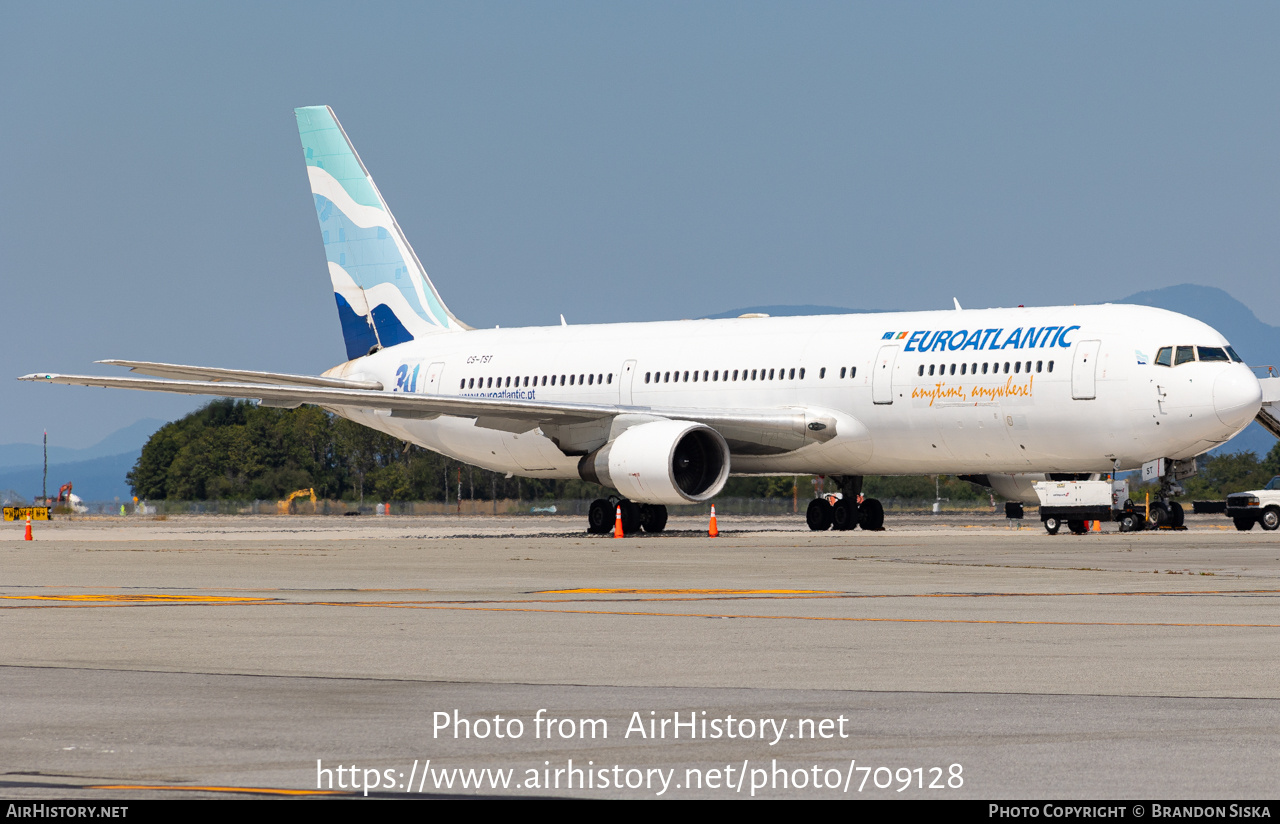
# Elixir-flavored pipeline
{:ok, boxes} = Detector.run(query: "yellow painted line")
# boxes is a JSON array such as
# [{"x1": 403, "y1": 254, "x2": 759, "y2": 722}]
[
  {"x1": 0, "y1": 594, "x2": 272, "y2": 603},
  {"x1": 541, "y1": 588, "x2": 838, "y2": 594},
  {"x1": 90, "y1": 784, "x2": 345, "y2": 796}
]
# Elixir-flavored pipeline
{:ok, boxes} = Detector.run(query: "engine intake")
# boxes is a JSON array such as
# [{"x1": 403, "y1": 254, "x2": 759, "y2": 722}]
[{"x1": 578, "y1": 420, "x2": 731, "y2": 505}]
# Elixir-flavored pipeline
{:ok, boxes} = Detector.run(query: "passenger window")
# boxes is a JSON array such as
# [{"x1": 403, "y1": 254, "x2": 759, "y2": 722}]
[
  {"x1": 607, "y1": 374, "x2": 612, "y2": 384},
  {"x1": 789, "y1": 368, "x2": 795, "y2": 380},
  {"x1": 1155, "y1": 347, "x2": 1172, "y2": 367},
  {"x1": 1048, "y1": 361, "x2": 1054, "y2": 372},
  {"x1": 840, "y1": 367, "x2": 847, "y2": 379},
  {"x1": 850, "y1": 367, "x2": 857, "y2": 378},
  {"x1": 799, "y1": 368, "x2": 805, "y2": 379},
  {"x1": 960, "y1": 363, "x2": 966, "y2": 375},
  {"x1": 929, "y1": 365, "x2": 935, "y2": 376},
  {"x1": 819, "y1": 367, "x2": 826, "y2": 379},
  {"x1": 949, "y1": 364, "x2": 955, "y2": 375},
  {"x1": 768, "y1": 369, "x2": 775, "y2": 380},
  {"x1": 1036, "y1": 361, "x2": 1042, "y2": 373},
  {"x1": 1014, "y1": 362, "x2": 1020, "y2": 373},
  {"x1": 982, "y1": 363, "x2": 988, "y2": 374},
  {"x1": 588, "y1": 374, "x2": 594, "y2": 385},
  {"x1": 1175, "y1": 346, "x2": 1195, "y2": 365},
  {"x1": 918, "y1": 365, "x2": 925, "y2": 376},
  {"x1": 733, "y1": 370, "x2": 739, "y2": 381},
  {"x1": 1003, "y1": 362, "x2": 1009, "y2": 374},
  {"x1": 1197, "y1": 347, "x2": 1229, "y2": 362}
]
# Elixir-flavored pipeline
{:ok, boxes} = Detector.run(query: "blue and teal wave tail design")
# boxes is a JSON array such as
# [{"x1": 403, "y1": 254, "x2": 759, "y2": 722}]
[{"x1": 295, "y1": 106, "x2": 467, "y2": 360}]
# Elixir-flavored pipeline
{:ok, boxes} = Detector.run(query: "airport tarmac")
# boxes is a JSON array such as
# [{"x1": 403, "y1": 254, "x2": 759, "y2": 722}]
[{"x1": 3, "y1": 512, "x2": 1279, "y2": 799}]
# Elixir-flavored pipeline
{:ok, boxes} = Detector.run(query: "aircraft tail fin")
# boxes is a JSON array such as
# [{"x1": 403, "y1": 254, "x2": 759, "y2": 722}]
[{"x1": 295, "y1": 106, "x2": 468, "y2": 361}]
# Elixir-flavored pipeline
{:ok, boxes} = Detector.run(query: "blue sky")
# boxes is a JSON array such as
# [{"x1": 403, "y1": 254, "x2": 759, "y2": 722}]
[{"x1": 4, "y1": 2, "x2": 1279, "y2": 447}]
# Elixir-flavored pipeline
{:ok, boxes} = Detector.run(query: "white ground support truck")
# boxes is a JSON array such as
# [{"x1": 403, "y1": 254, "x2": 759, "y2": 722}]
[
  {"x1": 1033, "y1": 478, "x2": 1164, "y2": 534},
  {"x1": 1225, "y1": 476, "x2": 1280, "y2": 531}
]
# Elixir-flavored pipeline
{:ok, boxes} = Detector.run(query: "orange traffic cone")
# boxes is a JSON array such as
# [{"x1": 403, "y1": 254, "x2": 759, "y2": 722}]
[
  {"x1": 24, "y1": 516, "x2": 32, "y2": 541},
  {"x1": 708, "y1": 505, "x2": 719, "y2": 538},
  {"x1": 1092, "y1": 519, "x2": 1102, "y2": 533},
  {"x1": 613, "y1": 505, "x2": 624, "y2": 538}
]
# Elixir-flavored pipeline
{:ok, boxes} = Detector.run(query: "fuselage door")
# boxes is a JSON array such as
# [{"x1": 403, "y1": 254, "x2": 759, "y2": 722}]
[
  {"x1": 873, "y1": 345, "x2": 899, "y2": 405},
  {"x1": 1071, "y1": 340, "x2": 1101, "y2": 400},
  {"x1": 421, "y1": 362, "x2": 446, "y2": 395},
  {"x1": 620, "y1": 359, "x2": 637, "y2": 405}
]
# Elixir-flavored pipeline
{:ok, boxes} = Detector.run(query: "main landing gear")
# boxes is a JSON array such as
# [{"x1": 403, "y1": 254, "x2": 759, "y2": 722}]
[
  {"x1": 587, "y1": 496, "x2": 668, "y2": 535},
  {"x1": 806, "y1": 476, "x2": 885, "y2": 532}
]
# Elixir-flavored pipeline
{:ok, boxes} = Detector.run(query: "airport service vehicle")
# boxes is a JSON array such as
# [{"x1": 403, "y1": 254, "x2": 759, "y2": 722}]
[
  {"x1": 1225, "y1": 477, "x2": 1280, "y2": 531},
  {"x1": 1031, "y1": 477, "x2": 1158, "y2": 535},
  {"x1": 20, "y1": 107, "x2": 1275, "y2": 535}
]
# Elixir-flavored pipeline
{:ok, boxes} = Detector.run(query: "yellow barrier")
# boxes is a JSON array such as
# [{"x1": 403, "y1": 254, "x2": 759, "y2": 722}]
[{"x1": 4, "y1": 507, "x2": 50, "y2": 521}]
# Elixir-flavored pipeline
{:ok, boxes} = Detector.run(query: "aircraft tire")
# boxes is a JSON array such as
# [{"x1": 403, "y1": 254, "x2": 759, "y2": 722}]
[
  {"x1": 1234, "y1": 516, "x2": 1255, "y2": 531},
  {"x1": 621, "y1": 500, "x2": 642, "y2": 534},
  {"x1": 587, "y1": 499, "x2": 614, "y2": 535},
  {"x1": 1043, "y1": 516, "x2": 1061, "y2": 535},
  {"x1": 640, "y1": 504, "x2": 668, "y2": 533},
  {"x1": 1148, "y1": 502, "x2": 1169, "y2": 530},
  {"x1": 859, "y1": 498, "x2": 885, "y2": 530},
  {"x1": 1261, "y1": 507, "x2": 1280, "y2": 531},
  {"x1": 831, "y1": 499, "x2": 858, "y2": 531},
  {"x1": 1168, "y1": 501, "x2": 1185, "y2": 528},
  {"x1": 806, "y1": 498, "x2": 832, "y2": 531}
]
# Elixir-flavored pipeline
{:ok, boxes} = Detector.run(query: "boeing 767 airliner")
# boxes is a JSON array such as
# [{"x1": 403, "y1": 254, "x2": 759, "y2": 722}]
[{"x1": 21, "y1": 107, "x2": 1271, "y2": 534}]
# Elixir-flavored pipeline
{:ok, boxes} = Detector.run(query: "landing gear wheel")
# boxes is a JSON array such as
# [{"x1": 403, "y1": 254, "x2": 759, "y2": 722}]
[
  {"x1": 1168, "y1": 501, "x2": 1185, "y2": 529},
  {"x1": 1148, "y1": 501, "x2": 1169, "y2": 530},
  {"x1": 587, "y1": 499, "x2": 614, "y2": 535},
  {"x1": 1261, "y1": 507, "x2": 1280, "y2": 531},
  {"x1": 1044, "y1": 516, "x2": 1061, "y2": 535},
  {"x1": 831, "y1": 499, "x2": 859, "y2": 531},
  {"x1": 1068, "y1": 519, "x2": 1087, "y2": 535},
  {"x1": 1234, "y1": 517, "x2": 1255, "y2": 531},
  {"x1": 620, "y1": 500, "x2": 642, "y2": 534},
  {"x1": 806, "y1": 498, "x2": 833, "y2": 531},
  {"x1": 859, "y1": 498, "x2": 884, "y2": 531},
  {"x1": 639, "y1": 504, "x2": 668, "y2": 533}
]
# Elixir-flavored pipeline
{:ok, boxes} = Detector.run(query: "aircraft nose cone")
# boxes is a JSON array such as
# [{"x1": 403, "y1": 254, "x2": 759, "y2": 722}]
[{"x1": 1213, "y1": 368, "x2": 1262, "y2": 430}]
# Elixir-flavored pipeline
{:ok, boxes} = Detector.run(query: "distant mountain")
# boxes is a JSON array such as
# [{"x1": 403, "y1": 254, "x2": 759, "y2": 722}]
[
  {"x1": 1118, "y1": 285, "x2": 1279, "y2": 371},
  {"x1": 0, "y1": 451, "x2": 139, "y2": 504},
  {"x1": 715, "y1": 285, "x2": 1280, "y2": 456},
  {"x1": 0, "y1": 418, "x2": 166, "y2": 470}
]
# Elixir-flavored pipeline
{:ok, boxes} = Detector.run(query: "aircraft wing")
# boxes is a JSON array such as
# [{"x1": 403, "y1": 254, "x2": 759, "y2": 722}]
[
  {"x1": 95, "y1": 360, "x2": 384, "y2": 390},
  {"x1": 18, "y1": 372, "x2": 838, "y2": 455}
]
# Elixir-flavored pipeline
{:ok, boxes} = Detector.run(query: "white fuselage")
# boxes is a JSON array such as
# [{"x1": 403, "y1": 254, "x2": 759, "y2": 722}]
[{"x1": 322, "y1": 303, "x2": 1262, "y2": 480}]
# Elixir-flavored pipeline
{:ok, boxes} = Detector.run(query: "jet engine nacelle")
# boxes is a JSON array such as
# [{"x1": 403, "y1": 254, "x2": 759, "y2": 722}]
[{"x1": 578, "y1": 419, "x2": 731, "y2": 505}]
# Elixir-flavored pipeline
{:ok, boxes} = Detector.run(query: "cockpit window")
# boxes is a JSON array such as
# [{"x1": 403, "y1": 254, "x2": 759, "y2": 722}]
[
  {"x1": 1266, "y1": 476, "x2": 1280, "y2": 491},
  {"x1": 1174, "y1": 346, "x2": 1196, "y2": 365},
  {"x1": 1226, "y1": 346, "x2": 1244, "y2": 363},
  {"x1": 1155, "y1": 347, "x2": 1172, "y2": 367},
  {"x1": 1197, "y1": 346, "x2": 1230, "y2": 362}
]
